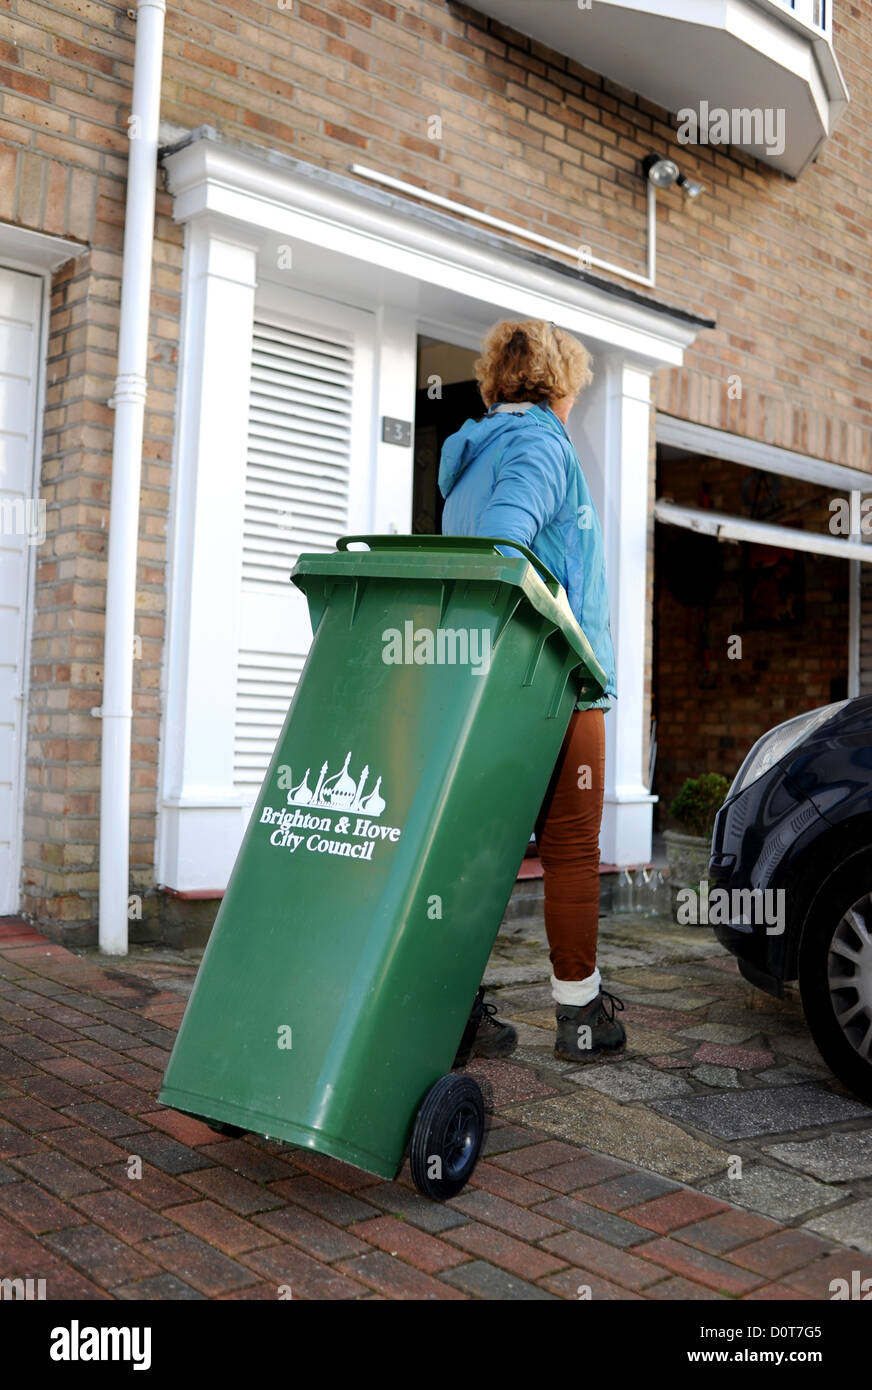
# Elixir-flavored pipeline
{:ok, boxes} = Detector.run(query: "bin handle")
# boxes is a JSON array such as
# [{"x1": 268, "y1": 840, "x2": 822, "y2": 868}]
[{"x1": 336, "y1": 534, "x2": 562, "y2": 596}]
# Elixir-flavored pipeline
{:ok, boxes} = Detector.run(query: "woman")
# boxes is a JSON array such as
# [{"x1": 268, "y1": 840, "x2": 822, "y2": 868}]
[{"x1": 440, "y1": 319, "x2": 625, "y2": 1065}]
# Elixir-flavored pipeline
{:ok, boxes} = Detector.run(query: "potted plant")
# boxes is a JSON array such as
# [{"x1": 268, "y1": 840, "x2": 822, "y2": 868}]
[{"x1": 664, "y1": 773, "x2": 730, "y2": 922}]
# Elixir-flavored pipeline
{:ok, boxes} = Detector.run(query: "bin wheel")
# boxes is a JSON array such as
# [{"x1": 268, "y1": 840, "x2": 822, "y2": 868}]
[
  {"x1": 409, "y1": 1074, "x2": 484, "y2": 1200},
  {"x1": 192, "y1": 1114, "x2": 247, "y2": 1138}
]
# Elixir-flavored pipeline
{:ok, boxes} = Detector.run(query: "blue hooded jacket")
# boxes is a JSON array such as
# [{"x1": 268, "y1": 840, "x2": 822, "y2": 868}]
[{"x1": 438, "y1": 401, "x2": 617, "y2": 710}]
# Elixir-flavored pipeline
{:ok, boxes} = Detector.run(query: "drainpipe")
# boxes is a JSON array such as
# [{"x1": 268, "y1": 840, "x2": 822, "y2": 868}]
[{"x1": 98, "y1": 0, "x2": 167, "y2": 954}]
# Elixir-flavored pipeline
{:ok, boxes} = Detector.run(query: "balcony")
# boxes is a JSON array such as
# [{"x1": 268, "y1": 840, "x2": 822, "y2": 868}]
[{"x1": 470, "y1": 0, "x2": 849, "y2": 177}]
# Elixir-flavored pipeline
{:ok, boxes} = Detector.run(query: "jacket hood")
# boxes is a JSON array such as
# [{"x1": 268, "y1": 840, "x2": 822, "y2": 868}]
[{"x1": 438, "y1": 408, "x2": 561, "y2": 499}]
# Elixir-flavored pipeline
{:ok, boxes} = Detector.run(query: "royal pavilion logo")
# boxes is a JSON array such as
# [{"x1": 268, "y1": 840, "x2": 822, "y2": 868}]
[{"x1": 282, "y1": 751, "x2": 386, "y2": 817}]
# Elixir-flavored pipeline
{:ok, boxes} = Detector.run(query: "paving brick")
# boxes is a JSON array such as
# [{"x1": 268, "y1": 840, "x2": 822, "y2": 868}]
[
  {"x1": 72, "y1": 1188, "x2": 179, "y2": 1242},
  {"x1": 646, "y1": 1276, "x2": 728, "y2": 1300},
  {"x1": 283, "y1": 1148, "x2": 387, "y2": 1190},
  {"x1": 268, "y1": 1174, "x2": 379, "y2": 1226},
  {"x1": 9, "y1": 1151, "x2": 108, "y2": 1198},
  {"x1": 672, "y1": 1209, "x2": 780, "y2": 1255},
  {"x1": 78, "y1": 1024, "x2": 141, "y2": 1051},
  {"x1": 0, "y1": 1047, "x2": 37, "y2": 1081},
  {"x1": 336, "y1": 1249, "x2": 468, "y2": 1300},
  {"x1": 347, "y1": 1215, "x2": 468, "y2": 1273},
  {"x1": 444, "y1": 1220, "x2": 566, "y2": 1279},
  {"x1": 528, "y1": 1153, "x2": 635, "y2": 1193},
  {"x1": 86, "y1": 1081, "x2": 157, "y2": 1115},
  {"x1": 577, "y1": 1170, "x2": 680, "y2": 1213},
  {"x1": 242, "y1": 1241, "x2": 371, "y2": 1299},
  {"x1": 41, "y1": 1058, "x2": 111, "y2": 1087},
  {"x1": 172, "y1": 1201, "x2": 279, "y2": 1257},
  {"x1": 490, "y1": 1140, "x2": 586, "y2": 1174},
  {"x1": 16, "y1": 1074, "x2": 88, "y2": 1108},
  {"x1": 782, "y1": 1250, "x2": 872, "y2": 1298},
  {"x1": 539, "y1": 1266, "x2": 644, "y2": 1300},
  {"x1": 0, "y1": 1118, "x2": 46, "y2": 1159},
  {"x1": 628, "y1": 1190, "x2": 731, "y2": 1234},
  {"x1": 533, "y1": 1195, "x2": 657, "y2": 1248},
  {"x1": 255, "y1": 1205, "x2": 370, "y2": 1263},
  {"x1": 727, "y1": 1228, "x2": 834, "y2": 1278},
  {"x1": 43, "y1": 1223, "x2": 161, "y2": 1289},
  {"x1": 360, "y1": 1182, "x2": 471, "y2": 1233},
  {"x1": 59, "y1": 1101, "x2": 146, "y2": 1138},
  {"x1": 539, "y1": 1230, "x2": 671, "y2": 1291},
  {"x1": 467, "y1": 1159, "x2": 553, "y2": 1206},
  {"x1": 481, "y1": 1123, "x2": 547, "y2": 1156},
  {"x1": 451, "y1": 1188, "x2": 563, "y2": 1242},
  {"x1": 0, "y1": 1180, "x2": 88, "y2": 1234},
  {"x1": 0, "y1": 1096, "x2": 75, "y2": 1132},
  {"x1": 144, "y1": 1231, "x2": 261, "y2": 1296},
  {"x1": 181, "y1": 1167, "x2": 286, "y2": 1215},
  {"x1": 636, "y1": 1237, "x2": 765, "y2": 1295},
  {"x1": 741, "y1": 1282, "x2": 814, "y2": 1300},
  {"x1": 139, "y1": 1108, "x2": 220, "y2": 1147},
  {"x1": 0, "y1": 1158, "x2": 19, "y2": 1183},
  {"x1": 199, "y1": 1138, "x2": 300, "y2": 1183},
  {"x1": 43, "y1": 1125, "x2": 128, "y2": 1169},
  {"x1": 440, "y1": 1258, "x2": 554, "y2": 1300},
  {"x1": 102, "y1": 1160, "x2": 196, "y2": 1211},
  {"x1": 123, "y1": 1131, "x2": 213, "y2": 1174},
  {"x1": 114, "y1": 1273, "x2": 206, "y2": 1300}
]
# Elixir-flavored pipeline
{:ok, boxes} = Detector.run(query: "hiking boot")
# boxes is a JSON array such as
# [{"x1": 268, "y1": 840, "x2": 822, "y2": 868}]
[
  {"x1": 554, "y1": 989, "x2": 626, "y2": 1063},
  {"x1": 453, "y1": 987, "x2": 517, "y2": 1068}
]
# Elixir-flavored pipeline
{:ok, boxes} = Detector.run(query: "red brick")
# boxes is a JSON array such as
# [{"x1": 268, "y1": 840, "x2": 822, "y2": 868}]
[
  {"x1": 180, "y1": 1167, "x2": 286, "y2": 1215},
  {"x1": 334, "y1": 1250, "x2": 467, "y2": 1300},
  {"x1": 255, "y1": 1204, "x2": 370, "y2": 1263},
  {"x1": 139, "y1": 1108, "x2": 222, "y2": 1147},
  {"x1": 0, "y1": 1096, "x2": 76, "y2": 1132},
  {"x1": 72, "y1": 1188, "x2": 178, "y2": 1242},
  {"x1": 102, "y1": 1159, "x2": 195, "y2": 1210},
  {"x1": 42, "y1": 1223, "x2": 161, "y2": 1290},
  {"x1": 198, "y1": 1137, "x2": 299, "y2": 1183},
  {"x1": 279, "y1": 1147, "x2": 383, "y2": 1190},
  {"x1": 450, "y1": 1188, "x2": 562, "y2": 1242},
  {"x1": 171, "y1": 1200, "x2": 279, "y2": 1256},
  {"x1": 628, "y1": 1190, "x2": 731, "y2": 1234},
  {"x1": 242, "y1": 1241, "x2": 371, "y2": 1300},
  {"x1": 347, "y1": 1215, "x2": 467, "y2": 1274},
  {"x1": 540, "y1": 1230, "x2": 668, "y2": 1291},
  {"x1": 444, "y1": 1219, "x2": 566, "y2": 1280},
  {"x1": 0, "y1": 1180, "x2": 87, "y2": 1234},
  {"x1": 728, "y1": 1229, "x2": 834, "y2": 1278},
  {"x1": 741, "y1": 1282, "x2": 815, "y2": 1300},
  {"x1": 530, "y1": 1153, "x2": 633, "y2": 1193},
  {"x1": 467, "y1": 1159, "x2": 553, "y2": 1206},
  {"x1": 490, "y1": 1140, "x2": 587, "y2": 1174},
  {"x1": 636, "y1": 1237, "x2": 765, "y2": 1295},
  {"x1": 782, "y1": 1251, "x2": 872, "y2": 1299},
  {"x1": 646, "y1": 1275, "x2": 728, "y2": 1300},
  {"x1": 43, "y1": 1125, "x2": 128, "y2": 1168},
  {"x1": 540, "y1": 1266, "x2": 644, "y2": 1300},
  {"x1": 672, "y1": 1209, "x2": 779, "y2": 1255},
  {"x1": 9, "y1": 1150, "x2": 108, "y2": 1197},
  {"x1": 143, "y1": 1231, "x2": 261, "y2": 1296}
]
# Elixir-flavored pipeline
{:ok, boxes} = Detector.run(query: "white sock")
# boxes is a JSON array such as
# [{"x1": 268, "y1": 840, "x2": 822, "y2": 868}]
[{"x1": 551, "y1": 968, "x2": 601, "y2": 1007}]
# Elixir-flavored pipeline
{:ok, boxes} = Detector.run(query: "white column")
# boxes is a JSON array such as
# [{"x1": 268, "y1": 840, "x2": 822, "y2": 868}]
[
  {"x1": 368, "y1": 306, "x2": 417, "y2": 534},
  {"x1": 571, "y1": 356, "x2": 656, "y2": 866},
  {"x1": 157, "y1": 225, "x2": 258, "y2": 890}
]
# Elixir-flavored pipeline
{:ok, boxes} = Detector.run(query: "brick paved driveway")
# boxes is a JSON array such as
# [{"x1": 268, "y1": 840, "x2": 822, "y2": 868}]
[{"x1": 0, "y1": 916, "x2": 870, "y2": 1300}]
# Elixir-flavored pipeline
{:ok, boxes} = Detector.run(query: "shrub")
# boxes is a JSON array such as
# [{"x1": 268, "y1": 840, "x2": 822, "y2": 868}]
[{"x1": 669, "y1": 773, "x2": 731, "y2": 839}]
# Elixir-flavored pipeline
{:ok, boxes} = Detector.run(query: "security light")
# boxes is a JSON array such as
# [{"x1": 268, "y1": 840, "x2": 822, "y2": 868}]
[{"x1": 642, "y1": 153, "x2": 704, "y2": 198}]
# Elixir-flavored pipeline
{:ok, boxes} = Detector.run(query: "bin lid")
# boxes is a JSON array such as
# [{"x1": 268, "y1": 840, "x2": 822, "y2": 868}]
[{"x1": 291, "y1": 534, "x2": 608, "y2": 701}]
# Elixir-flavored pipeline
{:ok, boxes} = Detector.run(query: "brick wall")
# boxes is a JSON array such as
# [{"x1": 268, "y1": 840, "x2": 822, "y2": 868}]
[
  {"x1": 0, "y1": 0, "x2": 869, "y2": 932},
  {"x1": 653, "y1": 454, "x2": 850, "y2": 824}
]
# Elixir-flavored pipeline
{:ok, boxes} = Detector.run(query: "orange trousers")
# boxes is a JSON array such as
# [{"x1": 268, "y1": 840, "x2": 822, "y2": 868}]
[{"x1": 533, "y1": 709, "x2": 605, "y2": 983}]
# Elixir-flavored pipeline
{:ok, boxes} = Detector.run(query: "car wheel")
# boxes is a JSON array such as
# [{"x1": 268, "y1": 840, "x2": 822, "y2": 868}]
[{"x1": 798, "y1": 856, "x2": 872, "y2": 1104}]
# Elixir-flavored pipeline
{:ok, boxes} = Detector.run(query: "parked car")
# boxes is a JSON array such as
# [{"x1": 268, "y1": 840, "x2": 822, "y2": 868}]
[{"x1": 709, "y1": 695, "x2": 872, "y2": 1103}]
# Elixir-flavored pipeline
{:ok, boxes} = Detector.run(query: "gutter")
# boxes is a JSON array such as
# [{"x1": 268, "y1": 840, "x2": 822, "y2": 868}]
[{"x1": 97, "y1": 0, "x2": 167, "y2": 954}]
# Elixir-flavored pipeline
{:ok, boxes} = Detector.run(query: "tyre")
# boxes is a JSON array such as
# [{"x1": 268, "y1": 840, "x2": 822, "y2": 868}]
[
  {"x1": 192, "y1": 1114, "x2": 247, "y2": 1138},
  {"x1": 798, "y1": 854, "x2": 872, "y2": 1104},
  {"x1": 409, "y1": 1074, "x2": 485, "y2": 1200}
]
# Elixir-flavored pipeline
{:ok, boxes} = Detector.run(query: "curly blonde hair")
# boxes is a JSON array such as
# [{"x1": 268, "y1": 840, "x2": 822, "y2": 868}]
[{"x1": 474, "y1": 319, "x2": 593, "y2": 409}]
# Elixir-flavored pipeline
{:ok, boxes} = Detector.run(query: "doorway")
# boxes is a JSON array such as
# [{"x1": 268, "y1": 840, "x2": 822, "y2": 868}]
[{"x1": 412, "y1": 336, "x2": 481, "y2": 535}]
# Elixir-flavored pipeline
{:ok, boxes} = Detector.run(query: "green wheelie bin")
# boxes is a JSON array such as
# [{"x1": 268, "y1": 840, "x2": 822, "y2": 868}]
[{"x1": 159, "y1": 535, "x2": 607, "y2": 1199}]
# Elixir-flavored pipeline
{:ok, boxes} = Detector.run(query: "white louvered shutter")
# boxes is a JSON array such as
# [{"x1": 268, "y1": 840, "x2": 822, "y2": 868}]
[{"x1": 233, "y1": 294, "x2": 375, "y2": 798}]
